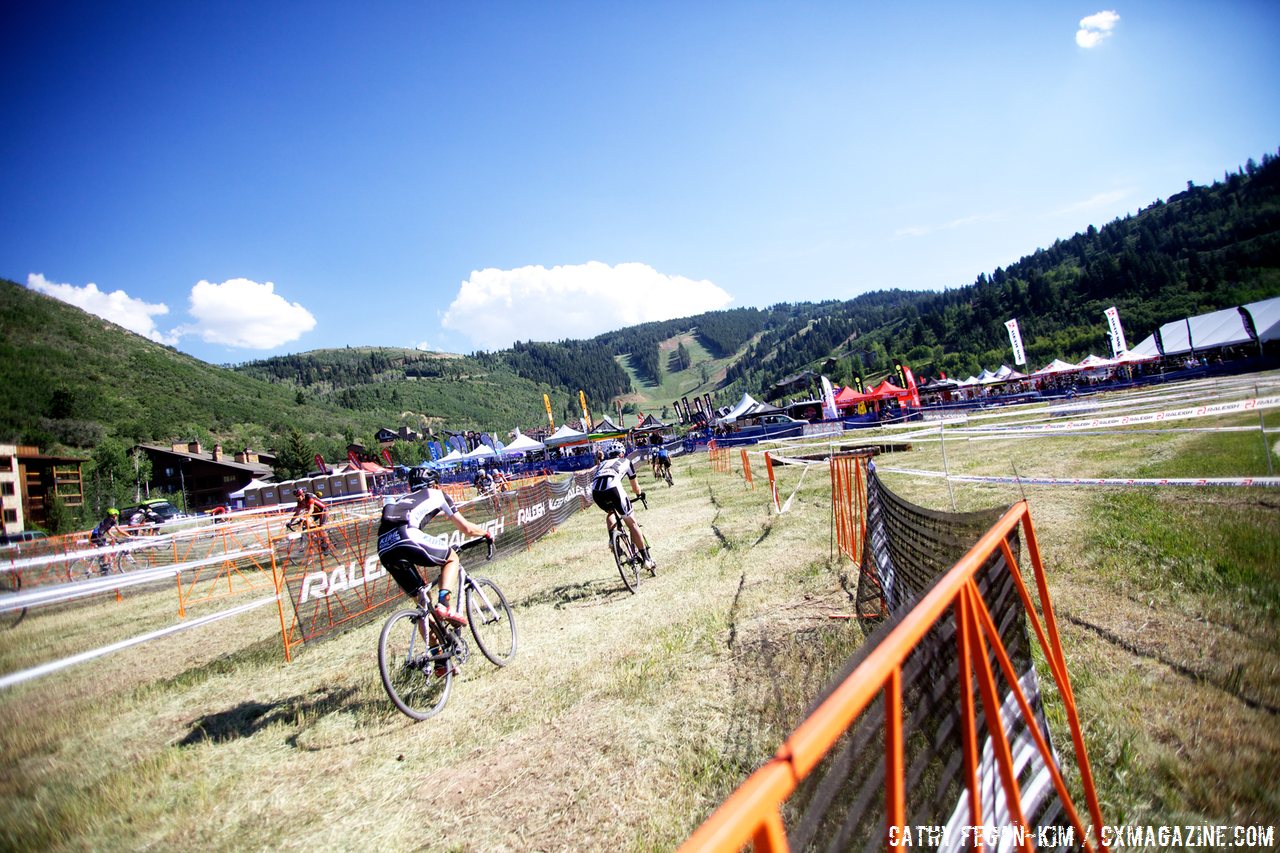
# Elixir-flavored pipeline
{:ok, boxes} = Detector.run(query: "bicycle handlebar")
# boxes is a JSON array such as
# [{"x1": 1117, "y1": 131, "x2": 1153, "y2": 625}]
[
  {"x1": 459, "y1": 535, "x2": 496, "y2": 561},
  {"x1": 636, "y1": 492, "x2": 648, "y2": 510}
]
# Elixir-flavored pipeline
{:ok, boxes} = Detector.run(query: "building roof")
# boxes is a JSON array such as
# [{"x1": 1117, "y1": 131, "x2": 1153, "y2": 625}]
[{"x1": 135, "y1": 443, "x2": 274, "y2": 478}]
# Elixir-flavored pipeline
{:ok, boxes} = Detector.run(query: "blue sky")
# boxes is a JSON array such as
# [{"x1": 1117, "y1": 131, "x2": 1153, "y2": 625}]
[{"x1": 2, "y1": 2, "x2": 1277, "y2": 363}]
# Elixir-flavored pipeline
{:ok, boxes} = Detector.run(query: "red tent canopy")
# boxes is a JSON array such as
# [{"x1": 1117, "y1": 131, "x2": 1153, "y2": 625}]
[
  {"x1": 868, "y1": 379, "x2": 907, "y2": 398},
  {"x1": 833, "y1": 385, "x2": 864, "y2": 405}
]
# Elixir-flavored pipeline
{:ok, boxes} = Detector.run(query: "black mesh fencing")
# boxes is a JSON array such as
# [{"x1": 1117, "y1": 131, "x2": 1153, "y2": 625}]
[{"x1": 781, "y1": 466, "x2": 1078, "y2": 851}]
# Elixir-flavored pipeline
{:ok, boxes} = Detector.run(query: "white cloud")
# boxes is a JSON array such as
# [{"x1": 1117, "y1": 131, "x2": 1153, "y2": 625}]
[
  {"x1": 1050, "y1": 188, "x2": 1134, "y2": 217},
  {"x1": 27, "y1": 273, "x2": 179, "y2": 345},
  {"x1": 180, "y1": 278, "x2": 316, "y2": 349},
  {"x1": 895, "y1": 212, "x2": 1002, "y2": 239},
  {"x1": 1076, "y1": 10, "x2": 1120, "y2": 48},
  {"x1": 441, "y1": 261, "x2": 733, "y2": 350}
]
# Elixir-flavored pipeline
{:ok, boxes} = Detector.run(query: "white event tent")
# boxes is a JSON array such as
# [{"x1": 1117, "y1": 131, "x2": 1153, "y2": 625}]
[
  {"x1": 503, "y1": 432, "x2": 547, "y2": 456},
  {"x1": 543, "y1": 425, "x2": 589, "y2": 447}
]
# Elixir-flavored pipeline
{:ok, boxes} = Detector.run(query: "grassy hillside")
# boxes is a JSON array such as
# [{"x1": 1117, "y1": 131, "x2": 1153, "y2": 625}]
[
  {"x1": 613, "y1": 330, "x2": 756, "y2": 418},
  {"x1": 0, "y1": 280, "x2": 326, "y2": 449},
  {"x1": 0, "y1": 282, "x2": 562, "y2": 446}
]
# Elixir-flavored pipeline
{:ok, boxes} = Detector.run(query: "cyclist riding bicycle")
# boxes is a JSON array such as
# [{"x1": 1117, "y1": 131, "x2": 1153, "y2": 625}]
[
  {"x1": 651, "y1": 443, "x2": 671, "y2": 477},
  {"x1": 376, "y1": 468, "x2": 494, "y2": 639},
  {"x1": 591, "y1": 441, "x2": 655, "y2": 570},
  {"x1": 90, "y1": 508, "x2": 131, "y2": 574},
  {"x1": 290, "y1": 488, "x2": 332, "y2": 554}
]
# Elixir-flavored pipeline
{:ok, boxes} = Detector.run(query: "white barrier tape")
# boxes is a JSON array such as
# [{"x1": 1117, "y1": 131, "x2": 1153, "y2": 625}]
[
  {"x1": 767, "y1": 452, "x2": 832, "y2": 467},
  {"x1": 778, "y1": 462, "x2": 814, "y2": 514},
  {"x1": 878, "y1": 466, "x2": 1280, "y2": 488},
  {"x1": 951, "y1": 425, "x2": 1264, "y2": 443},
  {"x1": 957, "y1": 395, "x2": 1280, "y2": 435},
  {"x1": 0, "y1": 594, "x2": 279, "y2": 691},
  {"x1": 0, "y1": 547, "x2": 272, "y2": 613},
  {"x1": 927, "y1": 375, "x2": 1280, "y2": 427}
]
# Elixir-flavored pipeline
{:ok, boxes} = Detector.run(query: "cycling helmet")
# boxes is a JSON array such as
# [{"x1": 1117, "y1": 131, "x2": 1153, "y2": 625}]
[
  {"x1": 604, "y1": 440, "x2": 626, "y2": 459},
  {"x1": 294, "y1": 488, "x2": 306, "y2": 498},
  {"x1": 409, "y1": 468, "x2": 440, "y2": 492},
  {"x1": 107, "y1": 507, "x2": 119, "y2": 516}
]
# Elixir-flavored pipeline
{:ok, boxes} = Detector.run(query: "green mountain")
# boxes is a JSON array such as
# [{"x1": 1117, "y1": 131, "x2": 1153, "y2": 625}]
[{"x1": 4, "y1": 149, "x2": 1279, "y2": 465}]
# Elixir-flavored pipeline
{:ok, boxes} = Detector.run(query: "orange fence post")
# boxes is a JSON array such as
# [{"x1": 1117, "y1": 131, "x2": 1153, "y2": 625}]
[
  {"x1": 763, "y1": 452, "x2": 779, "y2": 512},
  {"x1": 741, "y1": 449, "x2": 754, "y2": 489},
  {"x1": 884, "y1": 667, "x2": 906, "y2": 847}
]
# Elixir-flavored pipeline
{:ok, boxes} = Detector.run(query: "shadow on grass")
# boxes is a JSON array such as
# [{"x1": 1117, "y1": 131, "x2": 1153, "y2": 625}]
[
  {"x1": 516, "y1": 577, "x2": 635, "y2": 610},
  {"x1": 178, "y1": 685, "x2": 359, "y2": 746}
]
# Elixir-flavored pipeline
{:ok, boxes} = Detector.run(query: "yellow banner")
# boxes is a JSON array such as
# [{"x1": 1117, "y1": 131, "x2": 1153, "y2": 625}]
[
  {"x1": 578, "y1": 390, "x2": 592, "y2": 430},
  {"x1": 543, "y1": 393, "x2": 555, "y2": 430}
]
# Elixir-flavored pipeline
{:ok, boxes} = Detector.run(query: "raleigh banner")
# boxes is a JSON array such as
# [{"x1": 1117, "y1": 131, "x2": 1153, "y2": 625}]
[
  {"x1": 1005, "y1": 318, "x2": 1027, "y2": 366},
  {"x1": 1105, "y1": 306, "x2": 1128, "y2": 356}
]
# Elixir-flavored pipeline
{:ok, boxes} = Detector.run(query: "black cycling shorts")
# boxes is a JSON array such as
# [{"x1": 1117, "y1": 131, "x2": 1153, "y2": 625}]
[
  {"x1": 591, "y1": 484, "x2": 633, "y2": 519},
  {"x1": 376, "y1": 525, "x2": 452, "y2": 597}
]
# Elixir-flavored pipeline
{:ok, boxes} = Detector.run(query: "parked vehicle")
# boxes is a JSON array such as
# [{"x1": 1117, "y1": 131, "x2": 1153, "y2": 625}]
[
  {"x1": 0, "y1": 530, "x2": 48, "y2": 547},
  {"x1": 752, "y1": 414, "x2": 807, "y2": 427},
  {"x1": 120, "y1": 499, "x2": 185, "y2": 531}
]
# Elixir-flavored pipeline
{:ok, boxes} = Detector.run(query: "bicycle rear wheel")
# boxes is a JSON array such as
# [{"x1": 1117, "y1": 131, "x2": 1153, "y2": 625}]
[
  {"x1": 613, "y1": 529, "x2": 639, "y2": 593},
  {"x1": 378, "y1": 609, "x2": 452, "y2": 720},
  {"x1": 663, "y1": 467, "x2": 673, "y2": 486},
  {"x1": 465, "y1": 577, "x2": 517, "y2": 666}
]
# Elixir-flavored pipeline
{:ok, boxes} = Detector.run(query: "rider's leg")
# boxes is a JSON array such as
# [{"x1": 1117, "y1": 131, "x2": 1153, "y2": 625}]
[
  {"x1": 434, "y1": 551, "x2": 466, "y2": 625},
  {"x1": 623, "y1": 515, "x2": 654, "y2": 567}
]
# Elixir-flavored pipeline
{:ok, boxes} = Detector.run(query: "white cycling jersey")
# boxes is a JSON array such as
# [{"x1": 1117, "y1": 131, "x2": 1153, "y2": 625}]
[
  {"x1": 379, "y1": 487, "x2": 457, "y2": 532},
  {"x1": 592, "y1": 456, "x2": 636, "y2": 492}
]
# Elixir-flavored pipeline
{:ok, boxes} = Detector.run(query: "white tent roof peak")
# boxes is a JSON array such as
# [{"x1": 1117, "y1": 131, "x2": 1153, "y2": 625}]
[
  {"x1": 719, "y1": 393, "x2": 761, "y2": 423},
  {"x1": 503, "y1": 432, "x2": 546, "y2": 455}
]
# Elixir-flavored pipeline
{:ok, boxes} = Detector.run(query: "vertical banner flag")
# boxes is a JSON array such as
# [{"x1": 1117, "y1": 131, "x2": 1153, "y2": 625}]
[
  {"x1": 820, "y1": 376, "x2": 840, "y2": 420},
  {"x1": 579, "y1": 390, "x2": 592, "y2": 431},
  {"x1": 347, "y1": 449, "x2": 361, "y2": 468},
  {"x1": 854, "y1": 375, "x2": 864, "y2": 394},
  {"x1": 381, "y1": 448, "x2": 392, "y2": 466},
  {"x1": 314, "y1": 454, "x2": 329, "y2": 474},
  {"x1": 903, "y1": 366, "x2": 921, "y2": 407},
  {"x1": 543, "y1": 394, "x2": 555, "y2": 431},
  {"x1": 1005, "y1": 318, "x2": 1027, "y2": 366},
  {"x1": 1105, "y1": 306, "x2": 1128, "y2": 356},
  {"x1": 703, "y1": 393, "x2": 713, "y2": 420},
  {"x1": 681, "y1": 396, "x2": 692, "y2": 424},
  {"x1": 894, "y1": 360, "x2": 906, "y2": 388}
]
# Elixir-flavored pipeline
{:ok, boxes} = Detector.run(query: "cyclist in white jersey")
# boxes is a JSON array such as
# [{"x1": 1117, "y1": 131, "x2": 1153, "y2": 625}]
[
  {"x1": 590, "y1": 441, "x2": 654, "y2": 570},
  {"x1": 377, "y1": 469, "x2": 493, "y2": 627}
]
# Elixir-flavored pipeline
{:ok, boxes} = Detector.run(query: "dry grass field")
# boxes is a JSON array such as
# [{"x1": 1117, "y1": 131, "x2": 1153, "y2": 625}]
[{"x1": 1, "y1": 374, "x2": 1277, "y2": 850}]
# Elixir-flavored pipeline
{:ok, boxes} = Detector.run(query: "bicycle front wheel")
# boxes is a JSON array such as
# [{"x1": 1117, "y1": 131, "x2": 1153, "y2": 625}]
[
  {"x1": 0, "y1": 571, "x2": 25, "y2": 629},
  {"x1": 378, "y1": 609, "x2": 452, "y2": 721},
  {"x1": 466, "y1": 577, "x2": 517, "y2": 666},
  {"x1": 613, "y1": 530, "x2": 639, "y2": 593}
]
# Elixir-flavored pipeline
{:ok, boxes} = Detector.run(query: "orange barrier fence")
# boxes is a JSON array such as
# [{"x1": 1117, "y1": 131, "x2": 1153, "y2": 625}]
[
  {"x1": 829, "y1": 453, "x2": 868, "y2": 563},
  {"x1": 681, "y1": 500, "x2": 1106, "y2": 852},
  {"x1": 709, "y1": 440, "x2": 730, "y2": 473},
  {"x1": 270, "y1": 515, "x2": 383, "y2": 662},
  {"x1": 271, "y1": 472, "x2": 597, "y2": 661},
  {"x1": 741, "y1": 449, "x2": 754, "y2": 489}
]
